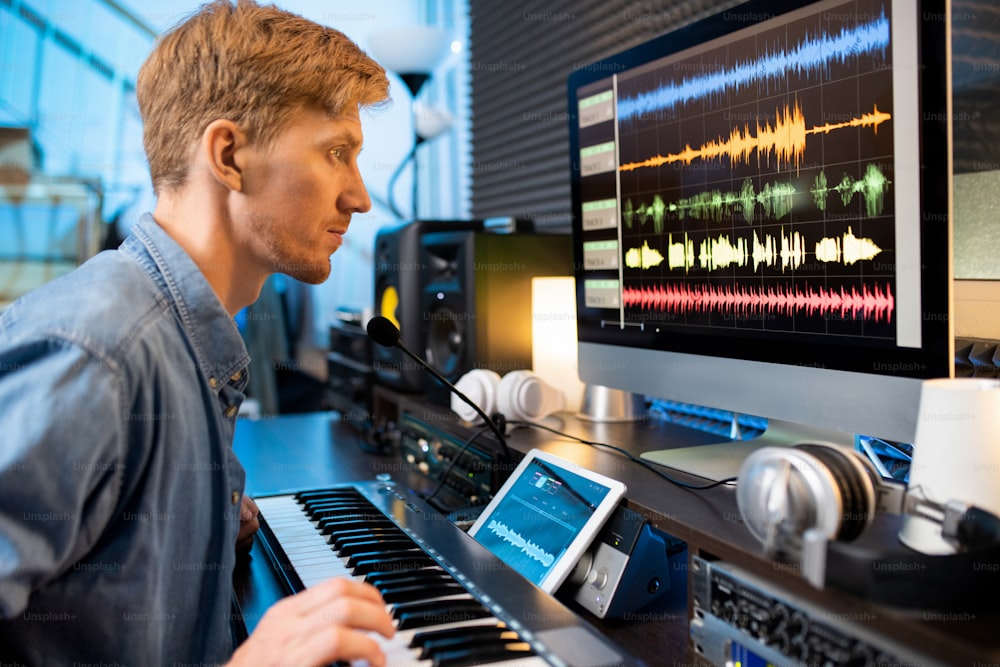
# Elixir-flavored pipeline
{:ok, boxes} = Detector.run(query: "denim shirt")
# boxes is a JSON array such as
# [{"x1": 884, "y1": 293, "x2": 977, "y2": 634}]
[{"x1": 0, "y1": 214, "x2": 250, "y2": 666}]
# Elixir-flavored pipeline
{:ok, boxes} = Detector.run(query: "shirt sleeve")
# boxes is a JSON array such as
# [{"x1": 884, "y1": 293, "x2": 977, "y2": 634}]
[{"x1": 0, "y1": 336, "x2": 124, "y2": 618}]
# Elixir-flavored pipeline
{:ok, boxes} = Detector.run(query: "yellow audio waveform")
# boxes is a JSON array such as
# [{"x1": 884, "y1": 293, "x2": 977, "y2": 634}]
[
  {"x1": 667, "y1": 233, "x2": 696, "y2": 271},
  {"x1": 656, "y1": 227, "x2": 882, "y2": 273},
  {"x1": 814, "y1": 226, "x2": 883, "y2": 265},
  {"x1": 619, "y1": 102, "x2": 891, "y2": 172},
  {"x1": 624, "y1": 240, "x2": 665, "y2": 268},
  {"x1": 697, "y1": 229, "x2": 808, "y2": 272}
]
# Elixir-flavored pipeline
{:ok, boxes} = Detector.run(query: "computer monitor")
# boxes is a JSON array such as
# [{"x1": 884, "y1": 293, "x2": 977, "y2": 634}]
[{"x1": 568, "y1": 0, "x2": 953, "y2": 480}]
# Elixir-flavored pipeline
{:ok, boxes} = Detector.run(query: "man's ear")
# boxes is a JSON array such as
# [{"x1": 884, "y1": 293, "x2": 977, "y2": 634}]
[{"x1": 202, "y1": 119, "x2": 246, "y2": 192}]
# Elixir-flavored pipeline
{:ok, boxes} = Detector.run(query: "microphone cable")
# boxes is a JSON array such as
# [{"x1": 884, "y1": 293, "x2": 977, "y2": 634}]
[{"x1": 506, "y1": 419, "x2": 737, "y2": 491}]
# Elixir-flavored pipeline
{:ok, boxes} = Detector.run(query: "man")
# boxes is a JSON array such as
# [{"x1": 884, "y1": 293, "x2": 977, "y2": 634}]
[{"x1": 0, "y1": 1, "x2": 396, "y2": 665}]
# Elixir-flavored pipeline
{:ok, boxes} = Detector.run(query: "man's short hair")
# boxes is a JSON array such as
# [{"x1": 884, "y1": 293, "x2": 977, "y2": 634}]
[{"x1": 136, "y1": 0, "x2": 390, "y2": 194}]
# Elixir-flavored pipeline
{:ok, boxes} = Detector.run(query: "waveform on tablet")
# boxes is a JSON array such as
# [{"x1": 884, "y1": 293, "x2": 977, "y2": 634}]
[
  {"x1": 487, "y1": 519, "x2": 555, "y2": 568},
  {"x1": 617, "y1": 8, "x2": 889, "y2": 121}
]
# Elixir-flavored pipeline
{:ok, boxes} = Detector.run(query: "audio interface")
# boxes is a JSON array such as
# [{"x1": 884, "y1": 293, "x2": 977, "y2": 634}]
[
  {"x1": 690, "y1": 556, "x2": 941, "y2": 667},
  {"x1": 398, "y1": 411, "x2": 509, "y2": 505}
]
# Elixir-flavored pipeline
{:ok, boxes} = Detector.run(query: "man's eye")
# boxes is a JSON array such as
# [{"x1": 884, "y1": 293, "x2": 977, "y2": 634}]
[{"x1": 331, "y1": 148, "x2": 342, "y2": 159}]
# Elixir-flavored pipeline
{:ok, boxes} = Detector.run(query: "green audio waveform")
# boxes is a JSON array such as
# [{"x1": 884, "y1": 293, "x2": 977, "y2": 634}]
[
  {"x1": 623, "y1": 195, "x2": 667, "y2": 234},
  {"x1": 625, "y1": 164, "x2": 890, "y2": 231},
  {"x1": 625, "y1": 177, "x2": 797, "y2": 227},
  {"x1": 811, "y1": 163, "x2": 891, "y2": 217},
  {"x1": 673, "y1": 178, "x2": 797, "y2": 223}
]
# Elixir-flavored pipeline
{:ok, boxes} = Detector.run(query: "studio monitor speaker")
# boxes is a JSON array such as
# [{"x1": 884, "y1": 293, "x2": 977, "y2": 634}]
[
  {"x1": 373, "y1": 220, "x2": 481, "y2": 391},
  {"x1": 419, "y1": 230, "x2": 573, "y2": 404}
]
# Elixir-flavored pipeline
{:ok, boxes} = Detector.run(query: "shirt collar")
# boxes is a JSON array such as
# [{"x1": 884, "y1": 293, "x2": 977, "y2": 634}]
[{"x1": 120, "y1": 214, "x2": 250, "y2": 393}]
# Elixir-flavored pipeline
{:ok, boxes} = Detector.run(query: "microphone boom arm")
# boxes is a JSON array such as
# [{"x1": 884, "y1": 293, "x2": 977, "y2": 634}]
[{"x1": 366, "y1": 316, "x2": 513, "y2": 465}]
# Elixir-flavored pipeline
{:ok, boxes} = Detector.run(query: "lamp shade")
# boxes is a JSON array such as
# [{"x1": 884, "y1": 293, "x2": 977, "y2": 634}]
[
  {"x1": 899, "y1": 378, "x2": 1000, "y2": 554},
  {"x1": 367, "y1": 26, "x2": 452, "y2": 91}
]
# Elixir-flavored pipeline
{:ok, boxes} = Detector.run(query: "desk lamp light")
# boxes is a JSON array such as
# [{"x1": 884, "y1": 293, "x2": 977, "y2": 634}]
[{"x1": 531, "y1": 276, "x2": 641, "y2": 422}]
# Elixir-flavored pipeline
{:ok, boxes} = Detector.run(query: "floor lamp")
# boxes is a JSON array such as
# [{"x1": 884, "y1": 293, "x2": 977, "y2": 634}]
[{"x1": 367, "y1": 26, "x2": 453, "y2": 220}]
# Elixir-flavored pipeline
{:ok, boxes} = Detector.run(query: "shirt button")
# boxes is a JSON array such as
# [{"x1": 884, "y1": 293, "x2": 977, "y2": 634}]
[
  {"x1": 231, "y1": 491, "x2": 240, "y2": 505},
  {"x1": 231, "y1": 370, "x2": 243, "y2": 382},
  {"x1": 225, "y1": 405, "x2": 238, "y2": 419},
  {"x1": 209, "y1": 377, "x2": 219, "y2": 389}
]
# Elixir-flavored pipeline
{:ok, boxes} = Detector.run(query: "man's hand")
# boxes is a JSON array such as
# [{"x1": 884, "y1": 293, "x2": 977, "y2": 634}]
[
  {"x1": 236, "y1": 494, "x2": 259, "y2": 555},
  {"x1": 227, "y1": 578, "x2": 396, "y2": 667}
]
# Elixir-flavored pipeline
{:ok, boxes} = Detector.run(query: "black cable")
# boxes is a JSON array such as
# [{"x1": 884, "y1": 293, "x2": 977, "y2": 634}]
[
  {"x1": 386, "y1": 144, "x2": 417, "y2": 219},
  {"x1": 422, "y1": 424, "x2": 493, "y2": 506},
  {"x1": 507, "y1": 420, "x2": 737, "y2": 491},
  {"x1": 366, "y1": 316, "x2": 513, "y2": 466}
]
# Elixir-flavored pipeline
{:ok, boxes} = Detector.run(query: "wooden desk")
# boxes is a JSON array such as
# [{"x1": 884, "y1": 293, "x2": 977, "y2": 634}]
[{"x1": 232, "y1": 409, "x2": 998, "y2": 666}]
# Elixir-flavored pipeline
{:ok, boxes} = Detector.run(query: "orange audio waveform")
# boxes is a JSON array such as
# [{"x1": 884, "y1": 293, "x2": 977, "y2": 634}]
[
  {"x1": 809, "y1": 106, "x2": 892, "y2": 136},
  {"x1": 619, "y1": 102, "x2": 891, "y2": 172}
]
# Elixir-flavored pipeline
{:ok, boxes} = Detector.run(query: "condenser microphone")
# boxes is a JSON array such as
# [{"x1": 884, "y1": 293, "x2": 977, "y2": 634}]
[{"x1": 365, "y1": 316, "x2": 512, "y2": 464}]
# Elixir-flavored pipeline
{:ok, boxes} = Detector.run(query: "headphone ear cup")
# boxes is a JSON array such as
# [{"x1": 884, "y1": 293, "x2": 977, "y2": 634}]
[
  {"x1": 451, "y1": 369, "x2": 501, "y2": 423},
  {"x1": 737, "y1": 445, "x2": 874, "y2": 547},
  {"x1": 496, "y1": 370, "x2": 566, "y2": 422},
  {"x1": 795, "y1": 444, "x2": 875, "y2": 541}
]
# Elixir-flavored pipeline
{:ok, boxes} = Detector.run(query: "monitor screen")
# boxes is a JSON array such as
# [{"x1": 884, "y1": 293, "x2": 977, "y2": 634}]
[{"x1": 568, "y1": 0, "x2": 953, "y2": 478}]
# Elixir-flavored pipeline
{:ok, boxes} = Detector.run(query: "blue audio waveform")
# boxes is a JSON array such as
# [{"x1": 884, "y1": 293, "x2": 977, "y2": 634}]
[
  {"x1": 617, "y1": 8, "x2": 889, "y2": 122},
  {"x1": 487, "y1": 519, "x2": 556, "y2": 568}
]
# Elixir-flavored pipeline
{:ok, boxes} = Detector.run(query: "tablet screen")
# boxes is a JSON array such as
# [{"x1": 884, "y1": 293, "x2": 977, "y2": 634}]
[{"x1": 468, "y1": 449, "x2": 626, "y2": 592}]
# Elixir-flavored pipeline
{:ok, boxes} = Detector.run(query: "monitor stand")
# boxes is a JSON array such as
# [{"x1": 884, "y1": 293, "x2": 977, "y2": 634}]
[{"x1": 639, "y1": 418, "x2": 856, "y2": 482}]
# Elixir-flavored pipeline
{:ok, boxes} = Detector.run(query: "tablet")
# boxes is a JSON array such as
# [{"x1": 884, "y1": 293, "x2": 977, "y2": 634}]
[{"x1": 468, "y1": 449, "x2": 626, "y2": 593}]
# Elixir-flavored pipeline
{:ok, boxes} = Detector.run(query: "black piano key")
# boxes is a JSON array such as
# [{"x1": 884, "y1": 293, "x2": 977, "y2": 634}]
[
  {"x1": 432, "y1": 643, "x2": 535, "y2": 667},
  {"x1": 417, "y1": 630, "x2": 520, "y2": 658},
  {"x1": 300, "y1": 496, "x2": 367, "y2": 506},
  {"x1": 301, "y1": 498, "x2": 369, "y2": 509},
  {"x1": 303, "y1": 500, "x2": 375, "y2": 512},
  {"x1": 336, "y1": 538, "x2": 415, "y2": 557},
  {"x1": 311, "y1": 507, "x2": 382, "y2": 523},
  {"x1": 351, "y1": 554, "x2": 436, "y2": 576},
  {"x1": 295, "y1": 489, "x2": 364, "y2": 503},
  {"x1": 304, "y1": 506, "x2": 376, "y2": 520},
  {"x1": 322, "y1": 518, "x2": 397, "y2": 535},
  {"x1": 328, "y1": 527, "x2": 401, "y2": 547},
  {"x1": 409, "y1": 623, "x2": 510, "y2": 649},
  {"x1": 422, "y1": 637, "x2": 511, "y2": 662},
  {"x1": 393, "y1": 599, "x2": 494, "y2": 630},
  {"x1": 301, "y1": 498, "x2": 383, "y2": 518},
  {"x1": 346, "y1": 548, "x2": 426, "y2": 569},
  {"x1": 379, "y1": 581, "x2": 466, "y2": 605},
  {"x1": 365, "y1": 569, "x2": 452, "y2": 588}
]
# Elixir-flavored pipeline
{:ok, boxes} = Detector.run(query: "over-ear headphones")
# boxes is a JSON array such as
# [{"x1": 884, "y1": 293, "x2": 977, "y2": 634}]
[
  {"x1": 451, "y1": 369, "x2": 502, "y2": 424},
  {"x1": 737, "y1": 444, "x2": 879, "y2": 549},
  {"x1": 737, "y1": 443, "x2": 1000, "y2": 611},
  {"x1": 452, "y1": 369, "x2": 566, "y2": 423}
]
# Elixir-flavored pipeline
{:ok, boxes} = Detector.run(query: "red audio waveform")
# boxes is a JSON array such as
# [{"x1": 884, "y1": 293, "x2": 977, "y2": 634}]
[
  {"x1": 619, "y1": 102, "x2": 891, "y2": 172},
  {"x1": 623, "y1": 281, "x2": 894, "y2": 322}
]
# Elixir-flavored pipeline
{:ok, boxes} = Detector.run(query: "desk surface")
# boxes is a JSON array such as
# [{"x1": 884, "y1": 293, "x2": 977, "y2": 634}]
[{"x1": 233, "y1": 409, "x2": 999, "y2": 666}]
